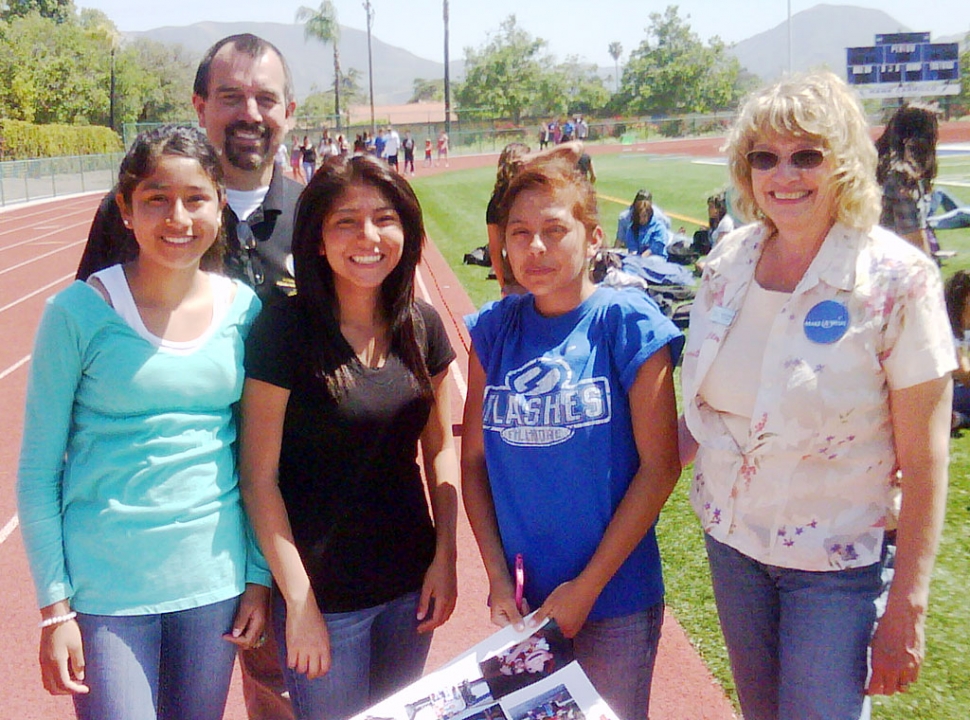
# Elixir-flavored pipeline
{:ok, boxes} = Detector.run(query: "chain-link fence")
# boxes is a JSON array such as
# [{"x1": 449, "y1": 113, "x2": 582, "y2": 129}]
[
  {"x1": 0, "y1": 153, "x2": 123, "y2": 207},
  {"x1": 0, "y1": 112, "x2": 738, "y2": 208}
]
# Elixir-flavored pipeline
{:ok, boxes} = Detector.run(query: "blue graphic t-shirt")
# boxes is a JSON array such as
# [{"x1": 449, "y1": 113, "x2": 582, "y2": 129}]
[{"x1": 466, "y1": 286, "x2": 684, "y2": 620}]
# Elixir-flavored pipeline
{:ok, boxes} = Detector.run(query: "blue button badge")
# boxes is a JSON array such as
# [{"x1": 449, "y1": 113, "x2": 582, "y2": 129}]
[{"x1": 803, "y1": 300, "x2": 849, "y2": 344}]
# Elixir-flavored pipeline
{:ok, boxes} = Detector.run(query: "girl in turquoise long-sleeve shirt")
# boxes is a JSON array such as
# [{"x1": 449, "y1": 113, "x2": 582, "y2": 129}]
[{"x1": 17, "y1": 125, "x2": 270, "y2": 720}]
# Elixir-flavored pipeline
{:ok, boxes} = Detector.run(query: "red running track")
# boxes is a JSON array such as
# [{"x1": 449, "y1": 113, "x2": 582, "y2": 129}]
[{"x1": 0, "y1": 139, "x2": 737, "y2": 719}]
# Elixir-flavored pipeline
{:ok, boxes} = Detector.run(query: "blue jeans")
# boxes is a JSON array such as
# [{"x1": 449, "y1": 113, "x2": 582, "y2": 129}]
[
  {"x1": 572, "y1": 602, "x2": 664, "y2": 720},
  {"x1": 705, "y1": 534, "x2": 883, "y2": 720},
  {"x1": 73, "y1": 596, "x2": 240, "y2": 720},
  {"x1": 303, "y1": 161, "x2": 315, "y2": 183},
  {"x1": 274, "y1": 591, "x2": 432, "y2": 720}
]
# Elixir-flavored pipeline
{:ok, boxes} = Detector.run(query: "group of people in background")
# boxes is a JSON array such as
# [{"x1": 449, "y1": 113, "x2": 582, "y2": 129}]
[
  {"x1": 539, "y1": 116, "x2": 589, "y2": 149},
  {"x1": 282, "y1": 127, "x2": 446, "y2": 185},
  {"x1": 14, "y1": 31, "x2": 956, "y2": 720}
]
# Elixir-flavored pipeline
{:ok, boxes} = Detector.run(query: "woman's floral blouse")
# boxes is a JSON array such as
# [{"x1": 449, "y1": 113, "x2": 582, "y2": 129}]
[{"x1": 682, "y1": 222, "x2": 954, "y2": 571}]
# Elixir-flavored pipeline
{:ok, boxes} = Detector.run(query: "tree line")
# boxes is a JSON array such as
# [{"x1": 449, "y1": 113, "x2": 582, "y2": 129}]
[
  {"x1": 6, "y1": 1, "x2": 970, "y2": 141},
  {"x1": 454, "y1": 9, "x2": 756, "y2": 125},
  {"x1": 0, "y1": 0, "x2": 194, "y2": 130},
  {"x1": 0, "y1": 1, "x2": 756, "y2": 136}
]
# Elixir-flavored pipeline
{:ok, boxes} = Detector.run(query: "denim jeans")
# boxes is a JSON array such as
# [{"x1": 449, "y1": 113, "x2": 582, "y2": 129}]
[
  {"x1": 73, "y1": 596, "x2": 240, "y2": 720},
  {"x1": 705, "y1": 534, "x2": 883, "y2": 720},
  {"x1": 572, "y1": 602, "x2": 664, "y2": 720},
  {"x1": 274, "y1": 590, "x2": 432, "y2": 720}
]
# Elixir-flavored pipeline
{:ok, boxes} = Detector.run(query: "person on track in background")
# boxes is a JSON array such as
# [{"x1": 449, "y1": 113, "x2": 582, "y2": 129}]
[
  {"x1": 383, "y1": 125, "x2": 401, "y2": 171},
  {"x1": 462, "y1": 155, "x2": 683, "y2": 720},
  {"x1": 275, "y1": 139, "x2": 289, "y2": 173},
  {"x1": 75, "y1": 32, "x2": 303, "y2": 720},
  {"x1": 402, "y1": 130, "x2": 417, "y2": 176},
  {"x1": 300, "y1": 136, "x2": 317, "y2": 184},
  {"x1": 437, "y1": 129, "x2": 449, "y2": 167},
  {"x1": 291, "y1": 135, "x2": 303, "y2": 182},
  {"x1": 18, "y1": 124, "x2": 269, "y2": 720}
]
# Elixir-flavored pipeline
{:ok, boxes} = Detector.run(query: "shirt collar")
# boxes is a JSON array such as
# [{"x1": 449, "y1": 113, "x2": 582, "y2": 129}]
[
  {"x1": 260, "y1": 164, "x2": 287, "y2": 217},
  {"x1": 705, "y1": 221, "x2": 862, "y2": 293}
]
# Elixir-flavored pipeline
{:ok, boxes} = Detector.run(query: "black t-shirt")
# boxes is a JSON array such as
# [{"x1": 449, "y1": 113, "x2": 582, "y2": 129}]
[{"x1": 245, "y1": 296, "x2": 456, "y2": 612}]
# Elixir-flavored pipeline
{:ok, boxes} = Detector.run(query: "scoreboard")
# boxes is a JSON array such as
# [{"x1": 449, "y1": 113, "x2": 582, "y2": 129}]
[{"x1": 846, "y1": 32, "x2": 960, "y2": 98}]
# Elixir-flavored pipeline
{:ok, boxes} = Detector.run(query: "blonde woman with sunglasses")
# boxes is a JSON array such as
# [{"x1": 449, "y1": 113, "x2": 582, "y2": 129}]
[{"x1": 679, "y1": 71, "x2": 954, "y2": 720}]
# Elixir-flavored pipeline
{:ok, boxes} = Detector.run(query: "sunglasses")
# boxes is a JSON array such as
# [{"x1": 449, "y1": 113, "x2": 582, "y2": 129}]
[{"x1": 745, "y1": 148, "x2": 826, "y2": 171}]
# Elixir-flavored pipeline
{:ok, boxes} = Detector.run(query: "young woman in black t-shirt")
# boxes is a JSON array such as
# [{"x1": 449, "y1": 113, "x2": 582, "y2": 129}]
[{"x1": 240, "y1": 154, "x2": 458, "y2": 720}]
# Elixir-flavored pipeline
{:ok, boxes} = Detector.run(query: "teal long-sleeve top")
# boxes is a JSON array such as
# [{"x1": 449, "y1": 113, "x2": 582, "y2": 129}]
[{"x1": 16, "y1": 279, "x2": 270, "y2": 615}]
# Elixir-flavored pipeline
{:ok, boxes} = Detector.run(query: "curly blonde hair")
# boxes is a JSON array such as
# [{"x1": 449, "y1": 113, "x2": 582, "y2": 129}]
[{"x1": 726, "y1": 70, "x2": 880, "y2": 233}]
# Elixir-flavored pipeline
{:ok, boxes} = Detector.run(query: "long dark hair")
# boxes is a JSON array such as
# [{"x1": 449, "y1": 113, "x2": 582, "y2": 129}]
[
  {"x1": 876, "y1": 104, "x2": 939, "y2": 187},
  {"x1": 292, "y1": 153, "x2": 432, "y2": 399},
  {"x1": 630, "y1": 189, "x2": 653, "y2": 238},
  {"x1": 945, "y1": 270, "x2": 970, "y2": 338}
]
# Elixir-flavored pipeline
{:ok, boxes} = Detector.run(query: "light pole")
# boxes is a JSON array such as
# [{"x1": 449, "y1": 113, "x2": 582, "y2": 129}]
[
  {"x1": 788, "y1": 0, "x2": 793, "y2": 74},
  {"x1": 443, "y1": 0, "x2": 451, "y2": 138},
  {"x1": 363, "y1": 0, "x2": 376, "y2": 138},
  {"x1": 109, "y1": 46, "x2": 116, "y2": 133}
]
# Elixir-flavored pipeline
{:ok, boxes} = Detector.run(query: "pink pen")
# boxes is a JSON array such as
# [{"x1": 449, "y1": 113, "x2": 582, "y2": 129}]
[{"x1": 514, "y1": 553, "x2": 525, "y2": 615}]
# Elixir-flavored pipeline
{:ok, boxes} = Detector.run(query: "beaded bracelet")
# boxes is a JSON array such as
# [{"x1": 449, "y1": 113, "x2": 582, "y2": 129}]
[{"x1": 39, "y1": 611, "x2": 77, "y2": 629}]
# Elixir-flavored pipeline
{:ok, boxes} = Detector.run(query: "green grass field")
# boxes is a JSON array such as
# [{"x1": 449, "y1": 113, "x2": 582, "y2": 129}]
[{"x1": 412, "y1": 152, "x2": 970, "y2": 719}]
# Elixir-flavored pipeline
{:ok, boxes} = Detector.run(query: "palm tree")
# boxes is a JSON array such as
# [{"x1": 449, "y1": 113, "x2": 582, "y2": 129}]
[
  {"x1": 608, "y1": 41, "x2": 623, "y2": 93},
  {"x1": 297, "y1": 1, "x2": 342, "y2": 131}
]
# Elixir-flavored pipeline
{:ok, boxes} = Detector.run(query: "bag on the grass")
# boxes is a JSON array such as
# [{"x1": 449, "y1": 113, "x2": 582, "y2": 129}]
[
  {"x1": 692, "y1": 228, "x2": 712, "y2": 256},
  {"x1": 463, "y1": 245, "x2": 491, "y2": 267},
  {"x1": 667, "y1": 240, "x2": 700, "y2": 266}
]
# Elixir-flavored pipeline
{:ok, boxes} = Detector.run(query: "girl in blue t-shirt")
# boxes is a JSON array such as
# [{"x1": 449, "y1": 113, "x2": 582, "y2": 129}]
[{"x1": 462, "y1": 156, "x2": 683, "y2": 720}]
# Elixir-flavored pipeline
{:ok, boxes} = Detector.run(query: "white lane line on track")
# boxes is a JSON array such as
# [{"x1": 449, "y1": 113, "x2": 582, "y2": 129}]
[
  {"x1": 0, "y1": 190, "x2": 104, "y2": 218},
  {"x1": 416, "y1": 267, "x2": 467, "y2": 402},
  {"x1": 0, "y1": 514, "x2": 19, "y2": 547},
  {"x1": 1, "y1": 354, "x2": 30, "y2": 380},
  {"x1": 0, "y1": 272, "x2": 74, "y2": 315},
  {"x1": 0, "y1": 238, "x2": 86, "y2": 276},
  {"x1": 0, "y1": 217, "x2": 93, "y2": 251}
]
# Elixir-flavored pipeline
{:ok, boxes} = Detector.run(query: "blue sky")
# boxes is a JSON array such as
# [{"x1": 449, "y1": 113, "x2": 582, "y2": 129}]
[{"x1": 76, "y1": 0, "x2": 969, "y2": 67}]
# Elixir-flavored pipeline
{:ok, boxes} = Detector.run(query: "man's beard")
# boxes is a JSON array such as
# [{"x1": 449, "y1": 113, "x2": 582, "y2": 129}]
[{"x1": 223, "y1": 121, "x2": 274, "y2": 172}]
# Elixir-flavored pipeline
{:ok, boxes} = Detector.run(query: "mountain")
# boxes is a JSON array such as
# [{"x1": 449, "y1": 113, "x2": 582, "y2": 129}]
[
  {"x1": 127, "y1": 7, "x2": 964, "y2": 106},
  {"x1": 728, "y1": 4, "x2": 913, "y2": 81},
  {"x1": 126, "y1": 21, "x2": 462, "y2": 105}
]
